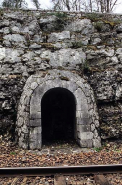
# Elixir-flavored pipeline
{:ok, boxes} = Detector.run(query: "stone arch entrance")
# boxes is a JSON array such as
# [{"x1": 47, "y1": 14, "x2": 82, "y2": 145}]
[
  {"x1": 41, "y1": 87, "x2": 76, "y2": 144},
  {"x1": 16, "y1": 69, "x2": 101, "y2": 150}
]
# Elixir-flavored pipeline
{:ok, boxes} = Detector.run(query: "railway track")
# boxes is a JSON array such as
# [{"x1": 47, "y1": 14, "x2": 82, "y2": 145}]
[
  {"x1": 0, "y1": 165, "x2": 122, "y2": 184},
  {"x1": 0, "y1": 164, "x2": 122, "y2": 176}
]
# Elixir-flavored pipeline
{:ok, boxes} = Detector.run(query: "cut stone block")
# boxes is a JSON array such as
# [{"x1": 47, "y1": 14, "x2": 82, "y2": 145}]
[
  {"x1": 30, "y1": 119, "x2": 41, "y2": 127},
  {"x1": 77, "y1": 124, "x2": 91, "y2": 132},
  {"x1": 79, "y1": 139, "x2": 93, "y2": 148}
]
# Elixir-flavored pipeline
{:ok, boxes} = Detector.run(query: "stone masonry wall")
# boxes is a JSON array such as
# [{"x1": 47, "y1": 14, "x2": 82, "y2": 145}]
[
  {"x1": 17, "y1": 70, "x2": 101, "y2": 149},
  {"x1": 0, "y1": 9, "x2": 122, "y2": 143}
]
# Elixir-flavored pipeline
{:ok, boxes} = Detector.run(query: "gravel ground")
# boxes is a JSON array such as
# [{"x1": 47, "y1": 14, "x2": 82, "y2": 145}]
[
  {"x1": 0, "y1": 174, "x2": 122, "y2": 185},
  {"x1": 0, "y1": 136, "x2": 122, "y2": 184}
]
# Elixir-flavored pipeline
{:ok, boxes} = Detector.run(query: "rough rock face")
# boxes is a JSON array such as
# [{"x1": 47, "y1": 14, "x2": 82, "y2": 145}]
[
  {"x1": 0, "y1": 75, "x2": 25, "y2": 138},
  {"x1": 65, "y1": 18, "x2": 94, "y2": 33},
  {"x1": 40, "y1": 48, "x2": 86, "y2": 69},
  {"x1": 0, "y1": 9, "x2": 122, "y2": 145}
]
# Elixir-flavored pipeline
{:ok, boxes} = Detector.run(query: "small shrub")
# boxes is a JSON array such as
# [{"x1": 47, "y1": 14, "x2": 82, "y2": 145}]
[
  {"x1": 93, "y1": 147, "x2": 103, "y2": 152},
  {"x1": 10, "y1": 151, "x2": 16, "y2": 155},
  {"x1": 71, "y1": 41, "x2": 84, "y2": 48},
  {"x1": 0, "y1": 9, "x2": 3, "y2": 17},
  {"x1": 43, "y1": 12, "x2": 67, "y2": 18},
  {"x1": 9, "y1": 28, "x2": 13, "y2": 34},
  {"x1": 86, "y1": 13, "x2": 101, "y2": 22},
  {"x1": 82, "y1": 60, "x2": 90, "y2": 74},
  {"x1": 94, "y1": 21, "x2": 103, "y2": 32},
  {"x1": 55, "y1": 12, "x2": 67, "y2": 19}
]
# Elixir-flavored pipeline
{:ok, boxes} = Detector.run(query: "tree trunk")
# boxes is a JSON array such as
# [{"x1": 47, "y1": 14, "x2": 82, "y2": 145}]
[
  {"x1": 89, "y1": 0, "x2": 92, "y2": 12},
  {"x1": 66, "y1": 0, "x2": 70, "y2": 11}
]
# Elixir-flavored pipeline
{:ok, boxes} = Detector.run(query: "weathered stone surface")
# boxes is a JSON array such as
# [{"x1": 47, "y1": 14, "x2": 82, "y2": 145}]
[
  {"x1": 65, "y1": 19, "x2": 94, "y2": 34},
  {"x1": 17, "y1": 117, "x2": 24, "y2": 127},
  {"x1": 91, "y1": 124, "x2": 95, "y2": 131},
  {"x1": 116, "y1": 48, "x2": 122, "y2": 55},
  {"x1": 11, "y1": 26, "x2": 20, "y2": 33},
  {"x1": 0, "y1": 48, "x2": 5, "y2": 60},
  {"x1": 39, "y1": 15, "x2": 60, "y2": 32},
  {"x1": 0, "y1": 19, "x2": 9, "y2": 27},
  {"x1": 21, "y1": 125, "x2": 28, "y2": 133},
  {"x1": 3, "y1": 34, "x2": 26, "y2": 43},
  {"x1": 31, "y1": 82, "x2": 38, "y2": 89},
  {"x1": 116, "y1": 24, "x2": 122, "y2": 33},
  {"x1": 99, "y1": 103, "x2": 122, "y2": 139},
  {"x1": 28, "y1": 20, "x2": 40, "y2": 32},
  {"x1": 33, "y1": 34, "x2": 42, "y2": 42},
  {"x1": 18, "y1": 136, "x2": 28, "y2": 149},
  {"x1": 78, "y1": 132, "x2": 93, "y2": 140},
  {"x1": 39, "y1": 15, "x2": 56, "y2": 24},
  {"x1": 30, "y1": 119, "x2": 41, "y2": 127},
  {"x1": 77, "y1": 125, "x2": 91, "y2": 132},
  {"x1": 40, "y1": 48, "x2": 86, "y2": 69},
  {"x1": 116, "y1": 85, "x2": 122, "y2": 100},
  {"x1": 29, "y1": 127, "x2": 42, "y2": 149},
  {"x1": 48, "y1": 31, "x2": 70, "y2": 42},
  {"x1": 22, "y1": 51, "x2": 35, "y2": 62},
  {"x1": 2, "y1": 100, "x2": 12, "y2": 109},
  {"x1": 4, "y1": 48, "x2": 24, "y2": 64},
  {"x1": 92, "y1": 38, "x2": 101, "y2": 45},
  {"x1": 29, "y1": 43, "x2": 41, "y2": 49},
  {"x1": 79, "y1": 139, "x2": 93, "y2": 148},
  {"x1": 93, "y1": 138, "x2": 101, "y2": 147},
  {"x1": 86, "y1": 48, "x2": 114, "y2": 60},
  {"x1": 3, "y1": 27, "x2": 10, "y2": 34},
  {"x1": 89, "y1": 70, "x2": 120, "y2": 101},
  {"x1": 4, "y1": 12, "x2": 25, "y2": 20}
]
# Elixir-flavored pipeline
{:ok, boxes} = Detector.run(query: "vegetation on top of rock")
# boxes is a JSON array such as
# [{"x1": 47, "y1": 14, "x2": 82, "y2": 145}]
[
  {"x1": 86, "y1": 13, "x2": 104, "y2": 22},
  {"x1": 54, "y1": 12, "x2": 68, "y2": 19}
]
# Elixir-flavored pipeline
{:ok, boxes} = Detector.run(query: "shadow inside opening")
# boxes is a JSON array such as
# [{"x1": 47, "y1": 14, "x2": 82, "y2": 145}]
[{"x1": 41, "y1": 87, "x2": 76, "y2": 145}]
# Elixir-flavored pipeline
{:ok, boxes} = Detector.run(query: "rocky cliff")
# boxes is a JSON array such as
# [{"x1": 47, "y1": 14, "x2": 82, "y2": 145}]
[{"x1": 0, "y1": 9, "x2": 122, "y2": 143}]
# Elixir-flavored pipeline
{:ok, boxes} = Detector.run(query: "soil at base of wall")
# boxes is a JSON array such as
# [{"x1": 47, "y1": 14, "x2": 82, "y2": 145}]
[{"x1": 0, "y1": 137, "x2": 122, "y2": 167}]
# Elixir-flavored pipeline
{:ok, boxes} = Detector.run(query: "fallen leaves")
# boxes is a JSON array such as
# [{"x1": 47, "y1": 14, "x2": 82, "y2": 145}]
[{"x1": 0, "y1": 144, "x2": 122, "y2": 168}]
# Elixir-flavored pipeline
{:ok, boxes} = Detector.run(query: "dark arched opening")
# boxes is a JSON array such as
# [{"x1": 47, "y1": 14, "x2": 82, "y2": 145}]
[{"x1": 41, "y1": 87, "x2": 76, "y2": 145}]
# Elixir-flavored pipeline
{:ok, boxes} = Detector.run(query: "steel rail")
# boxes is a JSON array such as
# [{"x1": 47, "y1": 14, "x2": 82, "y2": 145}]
[{"x1": 0, "y1": 164, "x2": 122, "y2": 177}]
